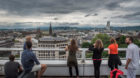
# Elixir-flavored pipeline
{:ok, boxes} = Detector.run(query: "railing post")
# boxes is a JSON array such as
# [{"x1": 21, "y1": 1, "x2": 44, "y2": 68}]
[{"x1": 81, "y1": 48, "x2": 86, "y2": 63}]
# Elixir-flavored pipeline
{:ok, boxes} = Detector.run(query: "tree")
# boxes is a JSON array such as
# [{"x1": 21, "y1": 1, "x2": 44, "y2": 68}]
[
  {"x1": 91, "y1": 33, "x2": 110, "y2": 48},
  {"x1": 81, "y1": 42, "x2": 91, "y2": 48},
  {"x1": 117, "y1": 35, "x2": 127, "y2": 48}
]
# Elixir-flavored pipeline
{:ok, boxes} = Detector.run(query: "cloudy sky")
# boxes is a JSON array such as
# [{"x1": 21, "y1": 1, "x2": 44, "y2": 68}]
[{"x1": 0, "y1": 0, "x2": 140, "y2": 27}]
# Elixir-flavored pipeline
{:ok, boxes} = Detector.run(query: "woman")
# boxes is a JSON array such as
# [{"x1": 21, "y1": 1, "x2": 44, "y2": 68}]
[
  {"x1": 108, "y1": 38, "x2": 121, "y2": 70},
  {"x1": 89, "y1": 39, "x2": 104, "y2": 78},
  {"x1": 65, "y1": 39, "x2": 79, "y2": 78}
]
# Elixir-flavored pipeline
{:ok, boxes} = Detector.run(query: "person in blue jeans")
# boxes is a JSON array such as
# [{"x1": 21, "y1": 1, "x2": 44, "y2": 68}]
[{"x1": 21, "y1": 41, "x2": 47, "y2": 78}]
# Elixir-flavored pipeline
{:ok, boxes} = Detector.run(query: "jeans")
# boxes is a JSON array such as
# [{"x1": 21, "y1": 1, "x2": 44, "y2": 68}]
[{"x1": 93, "y1": 60, "x2": 101, "y2": 78}]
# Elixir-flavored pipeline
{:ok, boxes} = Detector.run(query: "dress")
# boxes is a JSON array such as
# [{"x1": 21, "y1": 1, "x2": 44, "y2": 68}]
[{"x1": 67, "y1": 51, "x2": 78, "y2": 66}]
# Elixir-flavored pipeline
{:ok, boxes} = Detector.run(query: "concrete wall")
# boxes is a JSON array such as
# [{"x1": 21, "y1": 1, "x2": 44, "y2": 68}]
[{"x1": 0, "y1": 60, "x2": 140, "y2": 76}]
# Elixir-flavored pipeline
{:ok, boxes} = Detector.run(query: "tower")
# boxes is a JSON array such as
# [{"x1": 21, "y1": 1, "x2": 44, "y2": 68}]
[
  {"x1": 49, "y1": 22, "x2": 53, "y2": 36},
  {"x1": 106, "y1": 21, "x2": 110, "y2": 30}
]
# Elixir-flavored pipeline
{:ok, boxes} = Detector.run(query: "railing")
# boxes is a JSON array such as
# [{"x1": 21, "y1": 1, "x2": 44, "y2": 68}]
[
  {"x1": 0, "y1": 48, "x2": 140, "y2": 76},
  {"x1": 0, "y1": 48, "x2": 128, "y2": 61}
]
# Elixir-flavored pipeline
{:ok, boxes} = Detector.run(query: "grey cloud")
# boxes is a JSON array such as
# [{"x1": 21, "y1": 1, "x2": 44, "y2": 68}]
[
  {"x1": 112, "y1": 12, "x2": 140, "y2": 19},
  {"x1": 0, "y1": 0, "x2": 131, "y2": 16},
  {"x1": 85, "y1": 13, "x2": 98, "y2": 17}
]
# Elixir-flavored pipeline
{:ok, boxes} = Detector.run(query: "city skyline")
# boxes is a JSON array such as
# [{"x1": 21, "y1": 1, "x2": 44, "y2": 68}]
[{"x1": 0, "y1": 0, "x2": 140, "y2": 27}]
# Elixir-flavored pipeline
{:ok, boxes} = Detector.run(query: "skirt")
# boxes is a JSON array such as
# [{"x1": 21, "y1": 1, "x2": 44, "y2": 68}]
[
  {"x1": 67, "y1": 56, "x2": 78, "y2": 67},
  {"x1": 108, "y1": 54, "x2": 122, "y2": 68}
]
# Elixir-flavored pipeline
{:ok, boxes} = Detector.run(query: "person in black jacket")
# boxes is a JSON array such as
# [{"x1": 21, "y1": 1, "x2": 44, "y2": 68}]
[{"x1": 88, "y1": 39, "x2": 104, "y2": 78}]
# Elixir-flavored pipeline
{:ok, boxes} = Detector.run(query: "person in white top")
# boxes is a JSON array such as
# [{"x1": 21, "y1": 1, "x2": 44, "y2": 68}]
[{"x1": 125, "y1": 37, "x2": 140, "y2": 78}]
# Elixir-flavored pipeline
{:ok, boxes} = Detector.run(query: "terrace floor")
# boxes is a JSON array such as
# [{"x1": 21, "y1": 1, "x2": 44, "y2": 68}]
[{"x1": 0, "y1": 76, "x2": 140, "y2": 78}]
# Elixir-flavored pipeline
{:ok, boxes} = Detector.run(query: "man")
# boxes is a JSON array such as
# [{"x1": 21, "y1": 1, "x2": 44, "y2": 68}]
[
  {"x1": 21, "y1": 41, "x2": 47, "y2": 78},
  {"x1": 23, "y1": 36, "x2": 32, "y2": 50},
  {"x1": 4, "y1": 55, "x2": 22, "y2": 78},
  {"x1": 125, "y1": 37, "x2": 140, "y2": 78}
]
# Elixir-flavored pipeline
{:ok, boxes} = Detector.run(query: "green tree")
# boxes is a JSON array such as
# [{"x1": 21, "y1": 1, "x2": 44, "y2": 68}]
[
  {"x1": 117, "y1": 35, "x2": 127, "y2": 48},
  {"x1": 81, "y1": 42, "x2": 91, "y2": 48},
  {"x1": 91, "y1": 33, "x2": 110, "y2": 48}
]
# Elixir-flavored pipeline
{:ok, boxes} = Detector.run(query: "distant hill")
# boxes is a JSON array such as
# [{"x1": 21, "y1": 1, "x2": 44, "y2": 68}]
[
  {"x1": 0, "y1": 25, "x2": 140, "y2": 31},
  {"x1": 111, "y1": 26, "x2": 140, "y2": 31}
]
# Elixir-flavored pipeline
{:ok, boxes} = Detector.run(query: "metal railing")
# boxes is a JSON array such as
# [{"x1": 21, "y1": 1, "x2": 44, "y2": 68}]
[{"x1": 0, "y1": 48, "x2": 129, "y2": 61}]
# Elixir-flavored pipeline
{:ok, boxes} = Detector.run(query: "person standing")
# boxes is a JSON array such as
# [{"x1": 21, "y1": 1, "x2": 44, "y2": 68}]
[
  {"x1": 108, "y1": 38, "x2": 121, "y2": 70},
  {"x1": 65, "y1": 39, "x2": 79, "y2": 78},
  {"x1": 4, "y1": 55, "x2": 23, "y2": 78},
  {"x1": 88, "y1": 39, "x2": 104, "y2": 78},
  {"x1": 125, "y1": 37, "x2": 140, "y2": 78}
]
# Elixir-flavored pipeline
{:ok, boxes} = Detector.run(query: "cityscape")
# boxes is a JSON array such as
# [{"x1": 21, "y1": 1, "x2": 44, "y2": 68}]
[
  {"x1": 0, "y1": 21, "x2": 140, "y2": 59},
  {"x1": 0, "y1": 0, "x2": 140, "y2": 77}
]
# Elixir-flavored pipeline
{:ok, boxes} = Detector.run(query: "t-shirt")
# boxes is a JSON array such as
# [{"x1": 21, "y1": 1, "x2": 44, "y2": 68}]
[
  {"x1": 126, "y1": 43, "x2": 140, "y2": 69},
  {"x1": 4, "y1": 61, "x2": 20, "y2": 78},
  {"x1": 108, "y1": 43, "x2": 118, "y2": 54}
]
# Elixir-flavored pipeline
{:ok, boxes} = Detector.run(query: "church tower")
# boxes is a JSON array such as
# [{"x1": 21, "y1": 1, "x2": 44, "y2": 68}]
[{"x1": 49, "y1": 22, "x2": 53, "y2": 36}]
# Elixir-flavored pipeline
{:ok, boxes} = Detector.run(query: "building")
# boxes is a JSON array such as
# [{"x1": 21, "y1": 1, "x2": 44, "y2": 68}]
[
  {"x1": 38, "y1": 36, "x2": 68, "y2": 59},
  {"x1": 0, "y1": 37, "x2": 15, "y2": 57},
  {"x1": 49, "y1": 23, "x2": 53, "y2": 36},
  {"x1": 106, "y1": 21, "x2": 110, "y2": 31}
]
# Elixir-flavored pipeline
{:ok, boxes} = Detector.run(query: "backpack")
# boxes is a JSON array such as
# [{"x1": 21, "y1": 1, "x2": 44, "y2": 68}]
[{"x1": 110, "y1": 68, "x2": 124, "y2": 78}]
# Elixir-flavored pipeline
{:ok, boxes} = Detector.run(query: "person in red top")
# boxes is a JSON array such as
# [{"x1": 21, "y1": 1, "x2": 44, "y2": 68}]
[{"x1": 108, "y1": 38, "x2": 122, "y2": 70}]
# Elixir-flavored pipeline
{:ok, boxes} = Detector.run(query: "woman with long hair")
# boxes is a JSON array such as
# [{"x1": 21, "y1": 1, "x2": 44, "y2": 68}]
[
  {"x1": 89, "y1": 39, "x2": 104, "y2": 78},
  {"x1": 108, "y1": 38, "x2": 121, "y2": 70},
  {"x1": 65, "y1": 39, "x2": 79, "y2": 78}
]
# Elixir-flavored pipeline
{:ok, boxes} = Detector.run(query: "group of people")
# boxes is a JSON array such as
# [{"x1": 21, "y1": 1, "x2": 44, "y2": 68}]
[
  {"x1": 4, "y1": 36, "x2": 140, "y2": 78},
  {"x1": 4, "y1": 36, "x2": 47, "y2": 78},
  {"x1": 65, "y1": 36, "x2": 139, "y2": 78}
]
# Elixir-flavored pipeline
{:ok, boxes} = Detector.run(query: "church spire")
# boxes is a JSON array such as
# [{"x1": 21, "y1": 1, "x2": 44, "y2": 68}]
[{"x1": 49, "y1": 22, "x2": 53, "y2": 36}]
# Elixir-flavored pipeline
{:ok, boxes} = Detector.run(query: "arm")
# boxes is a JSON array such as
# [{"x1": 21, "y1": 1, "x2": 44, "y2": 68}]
[
  {"x1": 108, "y1": 49, "x2": 110, "y2": 54},
  {"x1": 125, "y1": 48, "x2": 133, "y2": 69},
  {"x1": 65, "y1": 46, "x2": 69, "y2": 51},
  {"x1": 31, "y1": 52, "x2": 40, "y2": 65},
  {"x1": 108, "y1": 45, "x2": 111, "y2": 54},
  {"x1": 125, "y1": 58, "x2": 131, "y2": 69},
  {"x1": 19, "y1": 66, "x2": 23, "y2": 72},
  {"x1": 23, "y1": 42, "x2": 26, "y2": 50},
  {"x1": 88, "y1": 45, "x2": 95, "y2": 51}
]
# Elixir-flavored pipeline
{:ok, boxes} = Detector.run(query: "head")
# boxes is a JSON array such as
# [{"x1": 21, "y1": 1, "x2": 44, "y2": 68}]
[
  {"x1": 9, "y1": 55, "x2": 15, "y2": 61},
  {"x1": 69, "y1": 39, "x2": 78, "y2": 52},
  {"x1": 26, "y1": 36, "x2": 32, "y2": 42},
  {"x1": 125, "y1": 36, "x2": 133, "y2": 45},
  {"x1": 70, "y1": 39, "x2": 76, "y2": 46},
  {"x1": 95, "y1": 39, "x2": 103, "y2": 49},
  {"x1": 26, "y1": 41, "x2": 32, "y2": 50},
  {"x1": 110, "y1": 38, "x2": 117, "y2": 44}
]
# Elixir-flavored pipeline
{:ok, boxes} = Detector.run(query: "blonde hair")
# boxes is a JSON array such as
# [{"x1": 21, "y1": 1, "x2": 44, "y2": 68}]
[
  {"x1": 95, "y1": 39, "x2": 103, "y2": 49},
  {"x1": 26, "y1": 36, "x2": 32, "y2": 41}
]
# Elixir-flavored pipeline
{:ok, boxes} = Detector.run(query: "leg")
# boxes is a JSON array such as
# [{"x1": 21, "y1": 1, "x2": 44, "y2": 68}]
[
  {"x1": 115, "y1": 64, "x2": 118, "y2": 69},
  {"x1": 37, "y1": 64, "x2": 47, "y2": 78},
  {"x1": 110, "y1": 64, "x2": 114, "y2": 71},
  {"x1": 94, "y1": 60, "x2": 101, "y2": 78},
  {"x1": 69, "y1": 66, "x2": 73, "y2": 77},
  {"x1": 127, "y1": 68, "x2": 136, "y2": 78},
  {"x1": 75, "y1": 65, "x2": 79, "y2": 77}
]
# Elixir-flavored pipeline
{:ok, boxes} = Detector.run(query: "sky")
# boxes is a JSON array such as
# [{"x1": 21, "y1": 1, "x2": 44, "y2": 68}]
[{"x1": 0, "y1": 0, "x2": 140, "y2": 27}]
